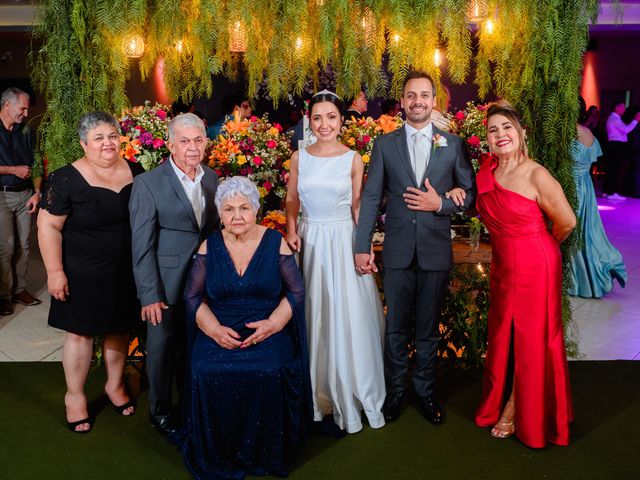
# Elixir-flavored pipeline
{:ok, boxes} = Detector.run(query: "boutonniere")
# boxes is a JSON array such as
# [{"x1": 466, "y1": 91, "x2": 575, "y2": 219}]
[{"x1": 432, "y1": 133, "x2": 448, "y2": 150}]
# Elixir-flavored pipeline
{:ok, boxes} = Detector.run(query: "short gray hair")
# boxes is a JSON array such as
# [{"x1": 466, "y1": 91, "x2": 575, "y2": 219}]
[
  {"x1": 77, "y1": 111, "x2": 120, "y2": 143},
  {"x1": 168, "y1": 113, "x2": 206, "y2": 141},
  {"x1": 215, "y1": 176, "x2": 261, "y2": 213},
  {"x1": 1, "y1": 87, "x2": 28, "y2": 107}
]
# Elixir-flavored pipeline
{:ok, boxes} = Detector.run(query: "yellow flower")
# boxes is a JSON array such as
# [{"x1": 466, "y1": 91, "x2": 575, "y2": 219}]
[
  {"x1": 362, "y1": 154, "x2": 370, "y2": 164},
  {"x1": 236, "y1": 154, "x2": 247, "y2": 165},
  {"x1": 258, "y1": 186, "x2": 267, "y2": 198},
  {"x1": 347, "y1": 137, "x2": 355, "y2": 147},
  {"x1": 268, "y1": 127, "x2": 279, "y2": 136},
  {"x1": 283, "y1": 159, "x2": 291, "y2": 171}
]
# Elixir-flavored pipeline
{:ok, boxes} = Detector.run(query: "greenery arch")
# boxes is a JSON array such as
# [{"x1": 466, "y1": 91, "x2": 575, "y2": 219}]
[{"x1": 31, "y1": 0, "x2": 603, "y2": 355}]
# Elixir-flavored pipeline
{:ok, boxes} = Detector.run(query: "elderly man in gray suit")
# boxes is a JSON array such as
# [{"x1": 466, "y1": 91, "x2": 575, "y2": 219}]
[
  {"x1": 355, "y1": 70, "x2": 476, "y2": 425},
  {"x1": 130, "y1": 113, "x2": 219, "y2": 436}
]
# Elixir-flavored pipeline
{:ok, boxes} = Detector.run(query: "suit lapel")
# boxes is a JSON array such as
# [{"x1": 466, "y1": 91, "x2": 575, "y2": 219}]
[
  {"x1": 422, "y1": 126, "x2": 445, "y2": 183},
  {"x1": 162, "y1": 160, "x2": 198, "y2": 228},
  {"x1": 393, "y1": 126, "x2": 418, "y2": 187},
  {"x1": 200, "y1": 170, "x2": 218, "y2": 232}
]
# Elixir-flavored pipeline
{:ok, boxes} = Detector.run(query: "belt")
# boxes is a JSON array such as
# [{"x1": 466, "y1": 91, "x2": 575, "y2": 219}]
[{"x1": 0, "y1": 184, "x2": 31, "y2": 192}]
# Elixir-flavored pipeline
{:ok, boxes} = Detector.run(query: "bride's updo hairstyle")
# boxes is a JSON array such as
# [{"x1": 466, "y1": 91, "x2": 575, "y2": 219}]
[
  {"x1": 486, "y1": 99, "x2": 528, "y2": 157},
  {"x1": 308, "y1": 90, "x2": 345, "y2": 117}
]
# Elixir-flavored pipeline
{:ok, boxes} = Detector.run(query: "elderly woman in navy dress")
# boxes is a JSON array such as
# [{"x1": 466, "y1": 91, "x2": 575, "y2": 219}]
[{"x1": 179, "y1": 176, "x2": 312, "y2": 479}]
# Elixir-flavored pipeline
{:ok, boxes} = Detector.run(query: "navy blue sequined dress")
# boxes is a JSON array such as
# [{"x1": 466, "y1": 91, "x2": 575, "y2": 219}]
[{"x1": 181, "y1": 228, "x2": 312, "y2": 480}]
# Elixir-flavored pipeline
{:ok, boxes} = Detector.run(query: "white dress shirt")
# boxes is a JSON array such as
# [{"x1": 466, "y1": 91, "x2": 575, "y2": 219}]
[
  {"x1": 169, "y1": 156, "x2": 205, "y2": 227},
  {"x1": 606, "y1": 112, "x2": 638, "y2": 143}
]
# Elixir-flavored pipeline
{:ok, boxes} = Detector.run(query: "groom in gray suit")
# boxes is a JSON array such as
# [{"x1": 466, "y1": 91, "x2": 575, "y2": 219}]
[
  {"x1": 355, "y1": 71, "x2": 476, "y2": 425},
  {"x1": 130, "y1": 113, "x2": 219, "y2": 436}
]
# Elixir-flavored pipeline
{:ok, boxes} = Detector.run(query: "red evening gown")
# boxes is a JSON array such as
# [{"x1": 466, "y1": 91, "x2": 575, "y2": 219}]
[{"x1": 474, "y1": 159, "x2": 573, "y2": 448}]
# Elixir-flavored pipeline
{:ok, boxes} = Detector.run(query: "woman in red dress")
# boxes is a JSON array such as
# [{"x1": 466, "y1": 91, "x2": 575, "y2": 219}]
[{"x1": 474, "y1": 100, "x2": 576, "y2": 448}]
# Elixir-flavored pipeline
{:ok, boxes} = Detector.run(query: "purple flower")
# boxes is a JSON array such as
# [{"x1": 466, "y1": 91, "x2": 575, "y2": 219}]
[{"x1": 139, "y1": 132, "x2": 154, "y2": 146}]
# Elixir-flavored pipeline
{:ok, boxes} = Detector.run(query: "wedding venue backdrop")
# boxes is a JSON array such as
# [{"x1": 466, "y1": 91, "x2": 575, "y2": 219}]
[{"x1": 31, "y1": 0, "x2": 608, "y2": 359}]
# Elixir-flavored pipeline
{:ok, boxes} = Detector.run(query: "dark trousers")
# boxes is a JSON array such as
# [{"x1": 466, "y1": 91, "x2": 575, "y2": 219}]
[
  {"x1": 383, "y1": 260, "x2": 450, "y2": 398},
  {"x1": 146, "y1": 303, "x2": 186, "y2": 417},
  {"x1": 604, "y1": 141, "x2": 630, "y2": 195}
]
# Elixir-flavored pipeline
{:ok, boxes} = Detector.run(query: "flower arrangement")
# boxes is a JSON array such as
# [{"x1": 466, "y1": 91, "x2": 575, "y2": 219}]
[
  {"x1": 340, "y1": 114, "x2": 404, "y2": 166},
  {"x1": 120, "y1": 101, "x2": 171, "y2": 171},
  {"x1": 208, "y1": 114, "x2": 292, "y2": 210},
  {"x1": 447, "y1": 102, "x2": 494, "y2": 171},
  {"x1": 260, "y1": 209, "x2": 287, "y2": 235}
]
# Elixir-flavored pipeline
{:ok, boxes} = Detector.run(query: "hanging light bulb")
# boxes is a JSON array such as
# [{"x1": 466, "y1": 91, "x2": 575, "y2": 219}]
[
  {"x1": 176, "y1": 40, "x2": 184, "y2": 54},
  {"x1": 434, "y1": 48, "x2": 442, "y2": 67},
  {"x1": 229, "y1": 20, "x2": 248, "y2": 53},
  {"x1": 485, "y1": 19, "x2": 494, "y2": 34},
  {"x1": 466, "y1": 0, "x2": 488, "y2": 23},
  {"x1": 295, "y1": 37, "x2": 303, "y2": 51},
  {"x1": 392, "y1": 33, "x2": 401, "y2": 45},
  {"x1": 123, "y1": 34, "x2": 145, "y2": 58}
]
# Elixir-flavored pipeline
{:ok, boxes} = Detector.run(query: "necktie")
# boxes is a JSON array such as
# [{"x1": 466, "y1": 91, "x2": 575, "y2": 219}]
[{"x1": 413, "y1": 131, "x2": 430, "y2": 184}]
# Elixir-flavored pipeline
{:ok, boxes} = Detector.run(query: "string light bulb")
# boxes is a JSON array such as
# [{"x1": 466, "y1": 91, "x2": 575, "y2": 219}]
[
  {"x1": 123, "y1": 34, "x2": 145, "y2": 58},
  {"x1": 434, "y1": 48, "x2": 442, "y2": 67},
  {"x1": 485, "y1": 19, "x2": 494, "y2": 34}
]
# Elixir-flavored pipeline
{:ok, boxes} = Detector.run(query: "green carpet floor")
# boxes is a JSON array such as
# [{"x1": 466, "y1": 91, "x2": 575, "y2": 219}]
[{"x1": 1, "y1": 361, "x2": 638, "y2": 479}]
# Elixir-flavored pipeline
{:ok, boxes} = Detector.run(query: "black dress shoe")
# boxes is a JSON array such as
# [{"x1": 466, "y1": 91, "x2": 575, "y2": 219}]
[
  {"x1": 150, "y1": 414, "x2": 178, "y2": 437},
  {"x1": 382, "y1": 391, "x2": 406, "y2": 422},
  {"x1": 416, "y1": 396, "x2": 445, "y2": 425}
]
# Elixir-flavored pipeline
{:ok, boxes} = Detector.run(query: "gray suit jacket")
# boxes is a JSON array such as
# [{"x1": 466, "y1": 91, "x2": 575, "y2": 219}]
[
  {"x1": 129, "y1": 160, "x2": 219, "y2": 306},
  {"x1": 355, "y1": 125, "x2": 476, "y2": 271}
]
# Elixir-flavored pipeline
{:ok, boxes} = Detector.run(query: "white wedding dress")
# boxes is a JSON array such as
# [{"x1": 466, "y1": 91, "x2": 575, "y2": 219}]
[{"x1": 297, "y1": 147, "x2": 386, "y2": 433}]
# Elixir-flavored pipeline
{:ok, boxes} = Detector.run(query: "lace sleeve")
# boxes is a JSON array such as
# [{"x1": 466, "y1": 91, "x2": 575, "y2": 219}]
[
  {"x1": 40, "y1": 169, "x2": 72, "y2": 215},
  {"x1": 279, "y1": 254, "x2": 305, "y2": 310},
  {"x1": 184, "y1": 253, "x2": 207, "y2": 319}
]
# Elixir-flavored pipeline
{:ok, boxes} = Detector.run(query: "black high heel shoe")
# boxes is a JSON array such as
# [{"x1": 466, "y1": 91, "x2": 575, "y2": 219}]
[
  {"x1": 67, "y1": 417, "x2": 92, "y2": 433},
  {"x1": 104, "y1": 393, "x2": 136, "y2": 416}
]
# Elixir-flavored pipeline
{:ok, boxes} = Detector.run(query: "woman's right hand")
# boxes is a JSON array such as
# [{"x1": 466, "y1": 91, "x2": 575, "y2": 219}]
[
  {"x1": 285, "y1": 231, "x2": 301, "y2": 252},
  {"x1": 445, "y1": 187, "x2": 466, "y2": 207},
  {"x1": 206, "y1": 324, "x2": 242, "y2": 350},
  {"x1": 48, "y1": 271, "x2": 69, "y2": 301}
]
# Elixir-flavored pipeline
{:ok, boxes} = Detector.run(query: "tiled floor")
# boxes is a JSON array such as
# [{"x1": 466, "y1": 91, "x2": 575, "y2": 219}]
[{"x1": 1, "y1": 198, "x2": 639, "y2": 361}]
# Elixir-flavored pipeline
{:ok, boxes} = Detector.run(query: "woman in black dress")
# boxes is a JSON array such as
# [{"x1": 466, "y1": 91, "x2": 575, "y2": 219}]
[{"x1": 37, "y1": 111, "x2": 144, "y2": 433}]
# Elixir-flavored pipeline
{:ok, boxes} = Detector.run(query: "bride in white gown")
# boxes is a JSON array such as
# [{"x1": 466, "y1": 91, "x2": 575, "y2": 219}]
[{"x1": 285, "y1": 91, "x2": 386, "y2": 433}]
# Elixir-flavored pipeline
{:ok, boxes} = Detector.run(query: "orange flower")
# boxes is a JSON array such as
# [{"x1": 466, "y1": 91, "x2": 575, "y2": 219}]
[
  {"x1": 377, "y1": 114, "x2": 403, "y2": 134},
  {"x1": 224, "y1": 119, "x2": 250, "y2": 134}
]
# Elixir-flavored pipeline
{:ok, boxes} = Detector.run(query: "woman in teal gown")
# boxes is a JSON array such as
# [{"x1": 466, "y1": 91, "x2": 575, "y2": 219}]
[{"x1": 568, "y1": 121, "x2": 627, "y2": 297}]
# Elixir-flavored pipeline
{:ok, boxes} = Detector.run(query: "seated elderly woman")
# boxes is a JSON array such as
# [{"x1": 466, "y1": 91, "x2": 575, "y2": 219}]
[
  {"x1": 37, "y1": 111, "x2": 144, "y2": 432},
  {"x1": 179, "y1": 176, "x2": 312, "y2": 479}
]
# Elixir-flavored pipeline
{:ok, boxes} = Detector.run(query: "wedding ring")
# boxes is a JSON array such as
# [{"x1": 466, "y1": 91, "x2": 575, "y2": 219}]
[{"x1": 253, "y1": 340, "x2": 257, "y2": 345}]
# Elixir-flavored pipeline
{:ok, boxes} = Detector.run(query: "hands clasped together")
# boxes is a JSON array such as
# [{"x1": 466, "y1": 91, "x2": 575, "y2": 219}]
[{"x1": 201, "y1": 318, "x2": 287, "y2": 350}]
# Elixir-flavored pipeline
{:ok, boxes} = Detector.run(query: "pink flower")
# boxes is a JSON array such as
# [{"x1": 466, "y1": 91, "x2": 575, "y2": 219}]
[
  {"x1": 362, "y1": 134, "x2": 371, "y2": 143},
  {"x1": 134, "y1": 125, "x2": 143, "y2": 130},
  {"x1": 273, "y1": 123, "x2": 283, "y2": 133},
  {"x1": 152, "y1": 138, "x2": 165, "y2": 148},
  {"x1": 266, "y1": 140, "x2": 277, "y2": 149},
  {"x1": 253, "y1": 156, "x2": 263, "y2": 166},
  {"x1": 264, "y1": 181, "x2": 272, "y2": 192},
  {"x1": 467, "y1": 135, "x2": 481, "y2": 147},
  {"x1": 455, "y1": 111, "x2": 466, "y2": 120},
  {"x1": 156, "y1": 110, "x2": 167, "y2": 120},
  {"x1": 482, "y1": 118, "x2": 487, "y2": 126},
  {"x1": 250, "y1": 116, "x2": 258, "y2": 123}
]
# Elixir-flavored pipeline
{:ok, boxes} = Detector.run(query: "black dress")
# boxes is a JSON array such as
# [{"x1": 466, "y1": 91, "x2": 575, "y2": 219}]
[{"x1": 41, "y1": 161, "x2": 144, "y2": 335}]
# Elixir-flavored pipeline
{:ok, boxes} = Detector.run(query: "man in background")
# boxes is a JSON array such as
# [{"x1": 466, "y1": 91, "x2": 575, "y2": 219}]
[{"x1": 0, "y1": 87, "x2": 42, "y2": 316}]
